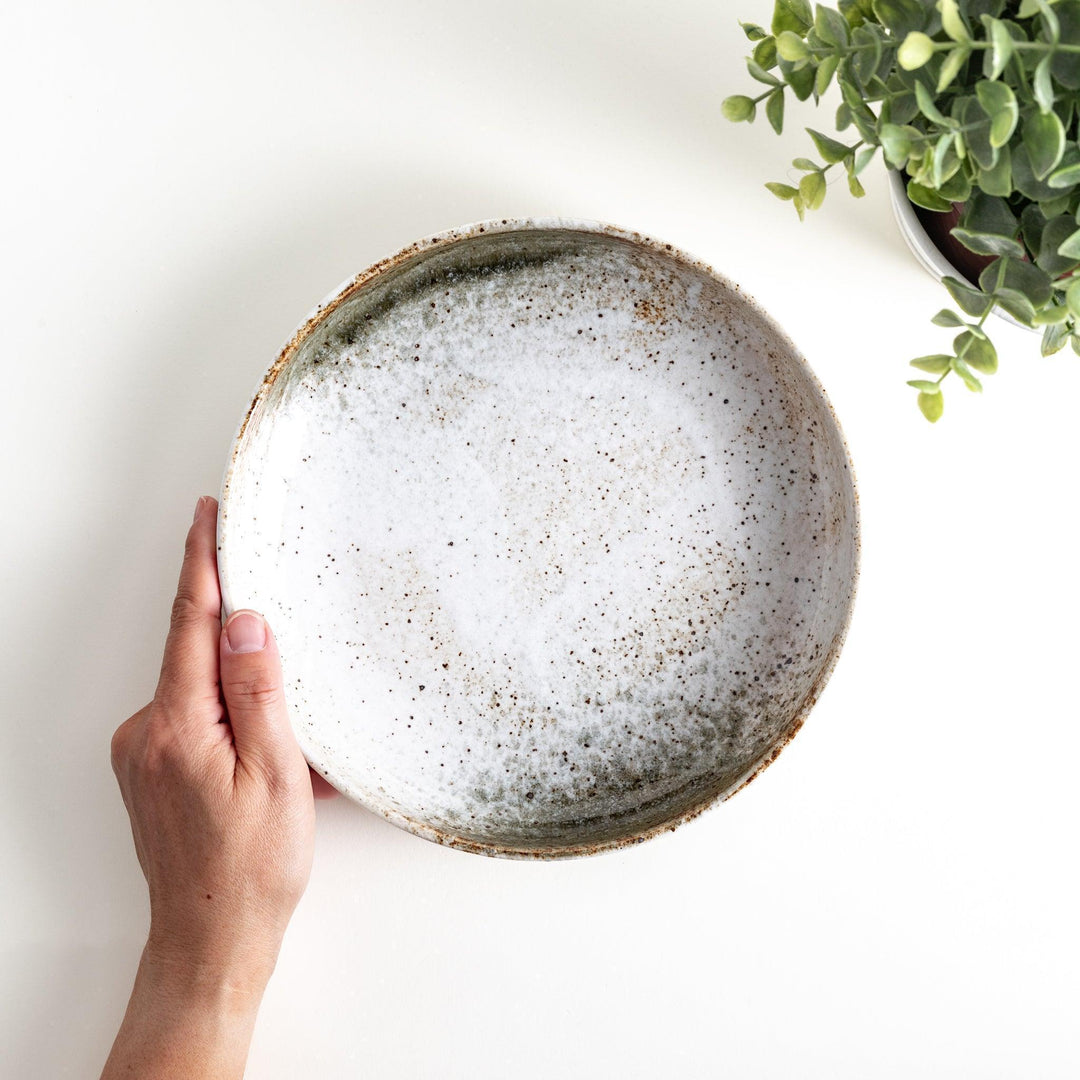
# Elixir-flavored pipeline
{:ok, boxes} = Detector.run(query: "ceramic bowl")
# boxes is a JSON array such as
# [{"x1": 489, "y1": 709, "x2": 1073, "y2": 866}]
[{"x1": 218, "y1": 219, "x2": 859, "y2": 859}]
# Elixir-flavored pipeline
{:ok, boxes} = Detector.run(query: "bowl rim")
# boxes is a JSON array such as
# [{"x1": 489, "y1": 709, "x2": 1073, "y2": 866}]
[{"x1": 217, "y1": 215, "x2": 862, "y2": 860}]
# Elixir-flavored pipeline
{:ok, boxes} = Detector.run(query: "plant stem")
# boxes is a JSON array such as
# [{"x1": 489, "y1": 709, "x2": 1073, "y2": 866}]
[
  {"x1": 798, "y1": 37, "x2": 1080, "y2": 62},
  {"x1": 967, "y1": 41, "x2": 1080, "y2": 54},
  {"x1": 936, "y1": 261, "x2": 1006, "y2": 387},
  {"x1": 818, "y1": 140, "x2": 867, "y2": 177},
  {"x1": 919, "y1": 38, "x2": 1080, "y2": 70}
]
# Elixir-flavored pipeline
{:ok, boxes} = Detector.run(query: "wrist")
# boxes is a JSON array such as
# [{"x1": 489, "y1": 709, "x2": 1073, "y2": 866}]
[
  {"x1": 140, "y1": 932, "x2": 279, "y2": 1011},
  {"x1": 101, "y1": 944, "x2": 267, "y2": 1079}
]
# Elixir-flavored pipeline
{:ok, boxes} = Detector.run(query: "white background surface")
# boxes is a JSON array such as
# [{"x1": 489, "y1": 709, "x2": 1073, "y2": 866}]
[{"x1": 2, "y1": 2, "x2": 1078, "y2": 1076}]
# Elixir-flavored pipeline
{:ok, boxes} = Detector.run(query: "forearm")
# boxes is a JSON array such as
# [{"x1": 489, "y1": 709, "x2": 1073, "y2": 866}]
[{"x1": 100, "y1": 947, "x2": 268, "y2": 1079}]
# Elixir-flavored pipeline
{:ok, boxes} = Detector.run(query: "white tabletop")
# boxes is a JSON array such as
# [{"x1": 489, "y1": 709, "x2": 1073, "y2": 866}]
[{"x1": 3, "y1": 2, "x2": 1078, "y2": 1076}]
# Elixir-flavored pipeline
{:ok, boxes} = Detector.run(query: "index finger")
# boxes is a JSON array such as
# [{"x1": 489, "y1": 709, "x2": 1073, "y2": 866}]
[{"x1": 156, "y1": 496, "x2": 223, "y2": 711}]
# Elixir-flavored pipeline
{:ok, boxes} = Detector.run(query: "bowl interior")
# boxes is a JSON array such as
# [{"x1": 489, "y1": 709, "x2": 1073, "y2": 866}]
[{"x1": 220, "y1": 223, "x2": 858, "y2": 857}]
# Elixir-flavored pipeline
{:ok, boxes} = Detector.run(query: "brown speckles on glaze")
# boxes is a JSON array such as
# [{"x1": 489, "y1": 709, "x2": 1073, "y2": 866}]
[{"x1": 218, "y1": 218, "x2": 859, "y2": 860}]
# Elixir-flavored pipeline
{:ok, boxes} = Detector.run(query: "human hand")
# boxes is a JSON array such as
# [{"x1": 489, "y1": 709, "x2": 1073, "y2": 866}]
[{"x1": 103, "y1": 495, "x2": 334, "y2": 1079}]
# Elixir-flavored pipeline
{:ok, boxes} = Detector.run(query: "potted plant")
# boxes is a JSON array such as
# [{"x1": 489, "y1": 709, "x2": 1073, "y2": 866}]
[{"x1": 722, "y1": 0, "x2": 1080, "y2": 420}]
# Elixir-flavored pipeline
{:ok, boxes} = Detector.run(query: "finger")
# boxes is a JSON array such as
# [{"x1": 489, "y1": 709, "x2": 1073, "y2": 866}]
[
  {"x1": 157, "y1": 497, "x2": 223, "y2": 712},
  {"x1": 219, "y1": 610, "x2": 303, "y2": 778},
  {"x1": 310, "y1": 769, "x2": 338, "y2": 800}
]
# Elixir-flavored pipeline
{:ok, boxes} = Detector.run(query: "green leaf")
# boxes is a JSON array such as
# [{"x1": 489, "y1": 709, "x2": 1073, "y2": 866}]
[
  {"x1": 944, "y1": 275, "x2": 993, "y2": 317},
  {"x1": 941, "y1": 136, "x2": 967, "y2": 187},
  {"x1": 909, "y1": 354, "x2": 953, "y2": 373},
  {"x1": 914, "y1": 80, "x2": 952, "y2": 125},
  {"x1": 852, "y1": 146, "x2": 877, "y2": 176},
  {"x1": 909, "y1": 150, "x2": 931, "y2": 188},
  {"x1": 951, "y1": 356, "x2": 983, "y2": 392},
  {"x1": 958, "y1": 96, "x2": 997, "y2": 171},
  {"x1": 722, "y1": 95, "x2": 757, "y2": 122},
  {"x1": 1033, "y1": 55, "x2": 1055, "y2": 112},
  {"x1": 897, "y1": 31, "x2": 936, "y2": 69},
  {"x1": 852, "y1": 24, "x2": 883, "y2": 86},
  {"x1": 917, "y1": 390, "x2": 945, "y2": 422},
  {"x1": 880, "y1": 123, "x2": 915, "y2": 167},
  {"x1": 815, "y1": 53, "x2": 840, "y2": 96},
  {"x1": 1058, "y1": 227, "x2": 1080, "y2": 260},
  {"x1": 849, "y1": 101, "x2": 880, "y2": 142},
  {"x1": 1032, "y1": 303, "x2": 1070, "y2": 326},
  {"x1": 838, "y1": 0, "x2": 871, "y2": 26},
  {"x1": 1053, "y1": 2, "x2": 1080, "y2": 88},
  {"x1": 1040, "y1": 194, "x2": 1071, "y2": 218},
  {"x1": 931, "y1": 132, "x2": 956, "y2": 189},
  {"x1": 931, "y1": 308, "x2": 966, "y2": 327},
  {"x1": 950, "y1": 228, "x2": 1026, "y2": 257},
  {"x1": 1059, "y1": 1, "x2": 1080, "y2": 42},
  {"x1": 772, "y1": 0, "x2": 813, "y2": 35},
  {"x1": 848, "y1": 172, "x2": 866, "y2": 197},
  {"x1": 907, "y1": 179, "x2": 953, "y2": 211},
  {"x1": 907, "y1": 379, "x2": 943, "y2": 392},
  {"x1": 974, "y1": 80, "x2": 1018, "y2": 147},
  {"x1": 958, "y1": 332, "x2": 998, "y2": 374},
  {"x1": 1041, "y1": 321, "x2": 1070, "y2": 355},
  {"x1": 841, "y1": 77, "x2": 870, "y2": 115},
  {"x1": 1012, "y1": 144, "x2": 1061, "y2": 201},
  {"x1": 765, "y1": 88, "x2": 785, "y2": 134},
  {"x1": 939, "y1": 167, "x2": 973, "y2": 202},
  {"x1": 807, "y1": 128, "x2": 850, "y2": 164},
  {"x1": 793, "y1": 193, "x2": 807, "y2": 221},
  {"x1": 979, "y1": 257, "x2": 1053, "y2": 309},
  {"x1": 780, "y1": 55, "x2": 816, "y2": 98},
  {"x1": 799, "y1": 170, "x2": 827, "y2": 210},
  {"x1": 978, "y1": 142, "x2": 1012, "y2": 196},
  {"x1": 766, "y1": 181, "x2": 801, "y2": 201},
  {"x1": 1023, "y1": 110, "x2": 1066, "y2": 180},
  {"x1": 835, "y1": 102, "x2": 853, "y2": 130},
  {"x1": 991, "y1": 287, "x2": 1038, "y2": 324},
  {"x1": 814, "y1": 4, "x2": 850, "y2": 46},
  {"x1": 1031, "y1": 0, "x2": 1061, "y2": 41},
  {"x1": 1038, "y1": 215, "x2": 1080, "y2": 273},
  {"x1": 776, "y1": 30, "x2": 811, "y2": 60},
  {"x1": 741, "y1": 21, "x2": 768, "y2": 41},
  {"x1": 754, "y1": 35, "x2": 779, "y2": 68},
  {"x1": 873, "y1": 0, "x2": 928, "y2": 36},
  {"x1": 940, "y1": 0, "x2": 969, "y2": 41},
  {"x1": 793, "y1": 157, "x2": 821, "y2": 171},
  {"x1": 981, "y1": 16, "x2": 1015, "y2": 80},
  {"x1": 937, "y1": 44, "x2": 972, "y2": 92},
  {"x1": 1021, "y1": 203, "x2": 1048, "y2": 255},
  {"x1": 1048, "y1": 149, "x2": 1080, "y2": 189},
  {"x1": 747, "y1": 58, "x2": 782, "y2": 86},
  {"x1": 959, "y1": 191, "x2": 1019, "y2": 239},
  {"x1": 882, "y1": 85, "x2": 919, "y2": 126},
  {"x1": 1066, "y1": 276, "x2": 1080, "y2": 319}
]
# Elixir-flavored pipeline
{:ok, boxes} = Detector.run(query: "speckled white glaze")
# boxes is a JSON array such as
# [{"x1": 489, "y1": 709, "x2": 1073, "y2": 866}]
[{"x1": 219, "y1": 219, "x2": 858, "y2": 859}]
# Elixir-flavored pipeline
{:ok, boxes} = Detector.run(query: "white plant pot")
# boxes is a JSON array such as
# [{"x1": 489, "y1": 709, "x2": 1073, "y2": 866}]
[{"x1": 886, "y1": 168, "x2": 1033, "y2": 331}]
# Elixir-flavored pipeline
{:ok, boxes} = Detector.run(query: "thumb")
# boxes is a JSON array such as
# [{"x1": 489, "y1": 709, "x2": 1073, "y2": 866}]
[{"x1": 220, "y1": 610, "x2": 301, "y2": 776}]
